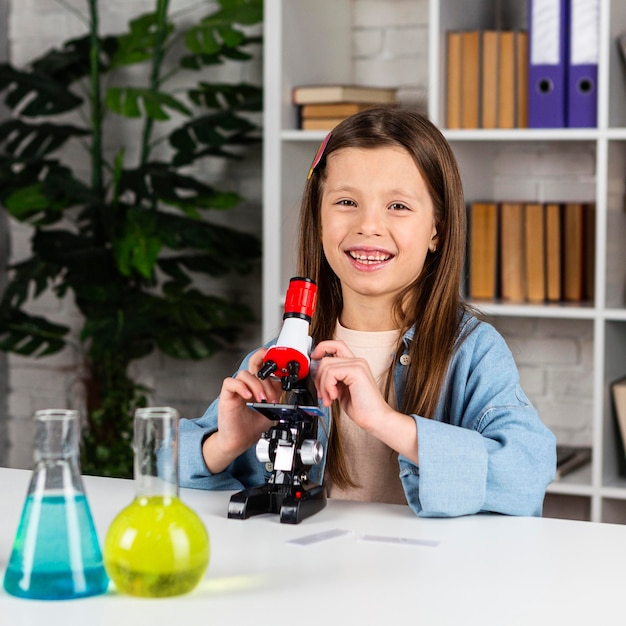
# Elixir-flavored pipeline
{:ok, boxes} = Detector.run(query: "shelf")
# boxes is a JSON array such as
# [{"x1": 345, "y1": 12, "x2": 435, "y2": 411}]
[
  {"x1": 444, "y1": 129, "x2": 600, "y2": 142},
  {"x1": 283, "y1": 128, "x2": 626, "y2": 144},
  {"x1": 282, "y1": 130, "x2": 333, "y2": 141},
  {"x1": 471, "y1": 302, "x2": 597, "y2": 319},
  {"x1": 604, "y1": 309, "x2": 626, "y2": 322}
]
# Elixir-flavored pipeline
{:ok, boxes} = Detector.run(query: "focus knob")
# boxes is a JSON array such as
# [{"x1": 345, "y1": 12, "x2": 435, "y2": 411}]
[
  {"x1": 256, "y1": 438, "x2": 271, "y2": 463},
  {"x1": 299, "y1": 439, "x2": 323, "y2": 466}
]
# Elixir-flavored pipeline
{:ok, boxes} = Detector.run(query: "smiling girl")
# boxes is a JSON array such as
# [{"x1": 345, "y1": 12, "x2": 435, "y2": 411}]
[{"x1": 179, "y1": 106, "x2": 556, "y2": 517}]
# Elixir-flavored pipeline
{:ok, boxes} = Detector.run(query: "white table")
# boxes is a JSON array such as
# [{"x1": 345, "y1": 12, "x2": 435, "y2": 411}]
[{"x1": 0, "y1": 466, "x2": 623, "y2": 626}]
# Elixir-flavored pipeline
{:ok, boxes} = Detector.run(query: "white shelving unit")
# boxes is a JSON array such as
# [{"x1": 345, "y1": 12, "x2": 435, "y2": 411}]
[{"x1": 262, "y1": 0, "x2": 626, "y2": 522}]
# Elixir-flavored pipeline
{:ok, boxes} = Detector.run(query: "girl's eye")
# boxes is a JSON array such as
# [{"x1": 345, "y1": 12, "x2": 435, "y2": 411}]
[
  {"x1": 389, "y1": 202, "x2": 409, "y2": 211},
  {"x1": 336, "y1": 199, "x2": 356, "y2": 207}
]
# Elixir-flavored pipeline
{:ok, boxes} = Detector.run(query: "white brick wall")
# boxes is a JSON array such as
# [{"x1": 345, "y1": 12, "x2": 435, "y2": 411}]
[
  {"x1": 2, "y1": 0, "x2": 589, "y2": 468},
  {"x1": 490, "y1": 317, "x2": 594, "y2": 446},
  {"x1": 352, "y1": 0, "x2": 429, "y2": 103}
]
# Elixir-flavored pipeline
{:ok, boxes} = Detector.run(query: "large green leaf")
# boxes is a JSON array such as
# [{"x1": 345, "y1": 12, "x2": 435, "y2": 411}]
[
  {"x1": 188, "y1": 81, "x2": 262, "y2": 111},
  {"x1": 0, "y1": 64, "x2": 82, "y2": 116},
  {"x1": 154, "y1": 213, "x2": 261, "y2": 277},
  {"x1": 110, "y1": 12, "x2": 174, "y2": 68},
  {"x1": 0, "y1": 256, "x2": 62, "y2": 309},
  {"x1": 180, "y1": 43, "x2": 256, "y2": 70},
  {"x1": 0, "y1": 309, "x2": 68, "y2": 357},
  {"x1": 170, "y1": 109, "x2": 260, "y2": 166},
  {"x1": 0, "y1": 120, "x2": 90, "y2": 161},
  {"x1": 217, "y1": 0, "x2": 263, "y2": 25},
  {"x1": 30, "y1": 35, "x2": 119, "y2": 85},
  {"x1": 2, "y1": 162, "x2": 98, "y2": 225},
  {"x1": 105, "y1": 87, "x2": 192, "y2": 120},
  {"x1": 118, "y1": 162, "x2": 239, "y2": 217},
  {"x1": 184, "y1": 0, "x2": 263, "y2": 56},
  {"x1": 152, "y1": 288, "x2": 255, "y2": 360},
  {"x1": 112, "y1": 208, "x2": 162, "y2": 278}
]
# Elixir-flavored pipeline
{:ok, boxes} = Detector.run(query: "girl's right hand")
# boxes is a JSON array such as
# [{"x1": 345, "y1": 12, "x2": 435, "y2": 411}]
[{"x1": 202, "y1": 348, "x2": 281, "y2": 473}]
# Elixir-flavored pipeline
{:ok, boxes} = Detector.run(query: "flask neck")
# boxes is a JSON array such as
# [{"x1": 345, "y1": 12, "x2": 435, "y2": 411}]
[
  {"x1": 30, "y1": 410, "x2": 84, "y2": 494},
  {"x1": 134, "y1": 408, "x2": 179, "y2": 499},
  {"x1": 34, "y1": 409, "x2": 80, "y2": 463}
]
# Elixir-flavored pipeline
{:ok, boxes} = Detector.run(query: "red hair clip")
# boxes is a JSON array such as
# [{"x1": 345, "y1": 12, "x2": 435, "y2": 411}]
[{"x1": 307, "y1": 132, "x2": 331, "y2": 180}]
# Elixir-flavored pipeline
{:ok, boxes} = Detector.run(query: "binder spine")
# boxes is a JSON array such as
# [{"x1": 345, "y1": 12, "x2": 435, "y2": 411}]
[
  {"x1": 567, "y1": 0, "x2": 599, "y2": 128},
  {"x1": 528, "y1": 0, "x2": 568, "y2": 128}
]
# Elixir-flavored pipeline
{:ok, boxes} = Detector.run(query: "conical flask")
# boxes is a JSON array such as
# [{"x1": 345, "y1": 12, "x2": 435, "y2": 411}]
[
  {"x1": 103, "y1": 407, "x2": 209, "y2": 597},
  {"x1": 3, "y1": 409, "x2": 109, "y2": 600}
]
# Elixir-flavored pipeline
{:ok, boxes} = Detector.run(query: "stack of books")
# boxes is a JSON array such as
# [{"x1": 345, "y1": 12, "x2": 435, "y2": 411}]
[
  {"x1": 468, "y1": 201, "x2": 595, "y2": 303},
  {"x1": 292, "y1": 85, "x2": 397, "y2": 130},
  {"x1": 446, "y1": 30, "x2": 528, "y2": 129}
]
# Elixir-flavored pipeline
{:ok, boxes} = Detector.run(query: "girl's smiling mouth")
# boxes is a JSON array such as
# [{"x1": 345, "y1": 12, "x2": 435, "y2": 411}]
[{"x1": 346, "y1": 247, "x2": 394, "y2": 267}]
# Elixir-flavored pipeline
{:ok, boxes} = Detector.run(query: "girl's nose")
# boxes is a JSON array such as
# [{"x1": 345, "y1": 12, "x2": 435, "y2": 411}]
[{"x1": 356, "y1": 206, "x2": 383, "y2": 236}]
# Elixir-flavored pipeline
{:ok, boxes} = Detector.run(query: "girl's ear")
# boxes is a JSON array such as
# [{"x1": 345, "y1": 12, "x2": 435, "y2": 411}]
[{"x1": 429, "y1": 231, "x2": 439, "y2": 253}]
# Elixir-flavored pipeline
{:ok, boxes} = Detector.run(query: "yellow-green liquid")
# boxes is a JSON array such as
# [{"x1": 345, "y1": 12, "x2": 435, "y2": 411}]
[{"x1": 103, "y1": 495, "x2": 209, "y2": 598}]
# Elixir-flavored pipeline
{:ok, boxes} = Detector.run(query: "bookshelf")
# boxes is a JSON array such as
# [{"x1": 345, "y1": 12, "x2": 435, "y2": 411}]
[{"x1": 263, "y1": 0, "x2": 626, "y2": 522}]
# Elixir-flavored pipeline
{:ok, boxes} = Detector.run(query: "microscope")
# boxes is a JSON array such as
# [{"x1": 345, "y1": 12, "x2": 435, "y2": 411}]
[{"x1": 228, "y1": 277, "x2": 327, "y2": 524}]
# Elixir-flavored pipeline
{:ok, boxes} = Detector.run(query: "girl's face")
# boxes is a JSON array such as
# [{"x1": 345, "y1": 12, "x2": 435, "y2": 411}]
[{"x1": 320, "y1": 146, "x2": 438, "y2": 311}]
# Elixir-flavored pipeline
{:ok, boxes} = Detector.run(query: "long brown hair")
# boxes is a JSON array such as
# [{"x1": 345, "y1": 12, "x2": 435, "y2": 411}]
[{"x1": 297, "y1": 106, "x2": 471, "y2": 488}]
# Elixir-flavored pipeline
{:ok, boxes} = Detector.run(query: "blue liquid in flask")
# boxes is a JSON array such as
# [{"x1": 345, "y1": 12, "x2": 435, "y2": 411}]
[
  {"x1": 3, "y1": 409, "x2": 109, "y2": 600},
  {"x1": 3, "y1": 492, "x2": 109, "y2": 600}
]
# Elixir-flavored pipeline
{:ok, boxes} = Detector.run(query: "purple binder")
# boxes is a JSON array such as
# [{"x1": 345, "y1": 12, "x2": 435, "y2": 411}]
[
  {"x1": 567, "y1": 0, "x2": 599, "y2": 128},
  {"x1": 528, "y1": 0, "x2": 568, "y2": 128}
]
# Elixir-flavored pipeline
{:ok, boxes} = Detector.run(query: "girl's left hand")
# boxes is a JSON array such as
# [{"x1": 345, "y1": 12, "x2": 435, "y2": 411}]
[{"x1": 310, "y1": 339, "x2": 391, "y2": 432}]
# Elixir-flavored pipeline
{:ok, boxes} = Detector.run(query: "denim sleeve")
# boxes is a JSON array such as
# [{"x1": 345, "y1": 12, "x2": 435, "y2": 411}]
[{"x1": 398, "y1": 321, "x2": 557, "y2": 517}]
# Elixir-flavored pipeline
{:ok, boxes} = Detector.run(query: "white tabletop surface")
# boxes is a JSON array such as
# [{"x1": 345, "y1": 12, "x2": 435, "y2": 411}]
[{"x1": 0, "y1": 466, "x2": 624, "y2": 626}]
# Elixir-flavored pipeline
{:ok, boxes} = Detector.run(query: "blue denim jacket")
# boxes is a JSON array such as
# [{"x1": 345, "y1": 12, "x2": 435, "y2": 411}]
[{"x1": 178, "y1": 314, "x2": 557, "y2": 517}]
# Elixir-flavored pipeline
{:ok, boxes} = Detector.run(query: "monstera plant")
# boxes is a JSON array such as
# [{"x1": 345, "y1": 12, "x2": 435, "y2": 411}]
[{"x1": 0, "y1": 0, "x2": 263, "y2": 477}]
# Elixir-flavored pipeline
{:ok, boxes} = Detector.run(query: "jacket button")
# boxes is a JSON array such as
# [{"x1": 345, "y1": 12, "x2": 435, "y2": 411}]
[{"x1": 400, "y1": 354, "x2": 410, "y2": 366}]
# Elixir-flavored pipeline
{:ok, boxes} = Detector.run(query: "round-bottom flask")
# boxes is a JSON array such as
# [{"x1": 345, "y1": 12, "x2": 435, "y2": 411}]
[
  {"x1": 103, "y1": 407, "x2": 209, "y2": 597},
  {"x1": 3, "y1": 409, "x2": 109, "y2": 600}
]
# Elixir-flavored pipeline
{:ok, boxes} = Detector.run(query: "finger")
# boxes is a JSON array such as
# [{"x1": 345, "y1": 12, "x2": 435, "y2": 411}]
[
  {"x1": 310, "y1": 339, "x2": 353, "y2": 360},
  {"x1": 248, "y1": 348, "x2": 269, "y2": 374},
  {"x1": 226, "y1": 370, "x2": 271, "y2": 402}
]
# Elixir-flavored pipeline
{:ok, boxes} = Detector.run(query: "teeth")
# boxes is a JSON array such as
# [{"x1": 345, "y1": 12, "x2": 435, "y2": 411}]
[{"x1": 349, "y1": 251, "x2": 391, "y2": 263}]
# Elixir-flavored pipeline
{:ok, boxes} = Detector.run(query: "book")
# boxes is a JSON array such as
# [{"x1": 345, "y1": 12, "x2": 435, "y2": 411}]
[
  {"x1": 300, "y1": 103, "x2": 376, "y2": 118},
  {"x1": 292, "y1": 84, "x2": 397, "y2": 105},
  {"x1": 611, "y1": 376, "x2": 626, "y2": 477},
  {"x1": 555, "y1": 445, "x2": 592, "y2": 480},
  {"x1": 524, "y1": 203, "x2": 546, "y2": 302},
  {"x1": 468, "y1": 202, "x2": 498, "y2": 300},
  {"x1": 300, "y1": 117, "x2": 346, "y2": 131},
  {"x1": 545, "y1": 203, "x2": 562, "y2": 302},
  {"x1": 446, "y1": 31, "x2": 463, "y2": 129},
  {"x1": 461, "y1": 30, "x2": 481, "y2": 129},
  {"x1": 499, "y1": 202, "x2": 525, "y2": 302},
  {"x1": 498, "y1": 30, "x2": 516, "y2": 129},
  {"x1": 583, "y1": 203, "x2": 596, "y2": 301},
  {"x1": 516, "y1": 31, "x2": 529, "y2": 128},
  {"x1": 563, "y1": 202, "x2": 585, "y2": 301},
  {"x1": 481, "y1": 31, "x2": 499, "y2": 129}
]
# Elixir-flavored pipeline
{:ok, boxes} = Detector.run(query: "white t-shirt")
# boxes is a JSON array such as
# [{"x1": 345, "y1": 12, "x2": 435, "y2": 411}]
[{"x1": 325, "y1": 320, "x2": 407, "y2": 505}]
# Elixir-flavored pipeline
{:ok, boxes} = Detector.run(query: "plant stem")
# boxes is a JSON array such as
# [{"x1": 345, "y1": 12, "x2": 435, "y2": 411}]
[
  {"x1": 88, "y1": 0, "x2": 103, "y2": 198},
  {"x1": 140, "y1": 0, "x2": 171, "y2": 166}
]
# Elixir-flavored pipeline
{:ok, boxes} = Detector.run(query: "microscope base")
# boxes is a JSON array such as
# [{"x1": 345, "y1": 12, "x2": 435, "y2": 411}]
[{"x1": 228, "y1": 482, "x2": 326, "y2": 524}]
